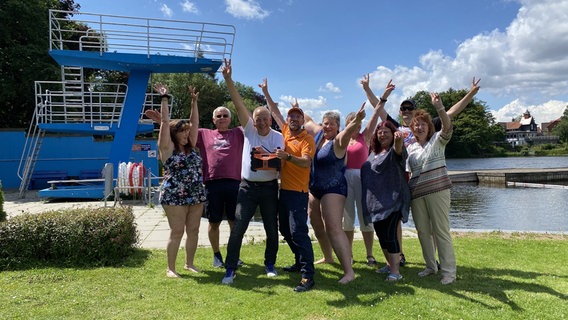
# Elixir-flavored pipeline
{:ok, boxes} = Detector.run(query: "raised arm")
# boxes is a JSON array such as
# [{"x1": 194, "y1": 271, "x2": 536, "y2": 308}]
[
  {"x1": 431, "y1": 92, "x2": 452, "y2": 136},
  {"x1": 259, "y1": 78, "x2": 285, "y2": 128},
  {"x1": 446, "y1": 77, "x2": 481, "y2": 119},
  {"x1": 362, "y1": 79, "x2": 395, "y2": 145},
  {"x1": 302, "y1": 112, "x2": 323, "y2": 137},
  {"x1": 187, "y1": 86, "x2": 199, "y2": 148},
  {"x1": 154, "y1": 83, "x2": 174, "y2": 161},
  {"x1": 361, "y1": 74, "x2": 390, "y2": 122},
  {"x1": 335, "y1": 102, "x2": 366, "y2": 154},
  {"x1": 222, "y1": 58, "x2": 251, "y2": 127}
]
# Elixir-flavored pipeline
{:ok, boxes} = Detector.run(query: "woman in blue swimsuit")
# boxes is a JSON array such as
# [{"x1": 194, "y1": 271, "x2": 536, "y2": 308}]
[
  {"x1": 155, "y1": 83, "x2": 206, "y2": 278},
  {"x1": 304, "y1": 103, "x2": 366, "y2": 284}
]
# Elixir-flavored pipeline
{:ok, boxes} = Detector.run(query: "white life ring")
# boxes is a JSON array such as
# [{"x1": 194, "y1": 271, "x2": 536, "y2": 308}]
[{"x1": 118, "y1": 162, "x2": 128, "y2": 196}]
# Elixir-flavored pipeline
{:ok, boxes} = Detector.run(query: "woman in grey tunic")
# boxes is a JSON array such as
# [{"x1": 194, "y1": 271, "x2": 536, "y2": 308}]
[{"x1": 361, "y1": 120, "x2": 410, "y2": 281}]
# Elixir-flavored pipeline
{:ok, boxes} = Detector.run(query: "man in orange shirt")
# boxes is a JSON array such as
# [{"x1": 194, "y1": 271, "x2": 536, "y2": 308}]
[{"x1": 260, "y1": 79, "x2": 316, "y2": 292}]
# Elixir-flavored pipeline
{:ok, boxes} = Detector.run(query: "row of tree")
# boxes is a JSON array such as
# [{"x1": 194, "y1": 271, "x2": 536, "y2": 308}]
[{"x1": 1, "y1": 0, "x2": 567, "y2": 158}]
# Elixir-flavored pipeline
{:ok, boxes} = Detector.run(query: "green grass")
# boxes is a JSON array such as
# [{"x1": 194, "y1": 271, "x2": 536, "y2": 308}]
[{"x1": 1, "y1": 232, "x2": 566, "y2": 319}]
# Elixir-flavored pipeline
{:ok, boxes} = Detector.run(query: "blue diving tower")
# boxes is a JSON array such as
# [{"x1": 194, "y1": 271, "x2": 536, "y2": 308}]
[{"x1": 17, "y1": 10, "x2": 235, "y2": 199}]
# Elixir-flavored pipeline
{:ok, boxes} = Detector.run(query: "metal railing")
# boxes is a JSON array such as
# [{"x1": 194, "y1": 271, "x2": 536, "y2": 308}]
[
  {"x1": 49, "y1": 9, "x2": 235, "y2": 62},
  {"x1": 34, "y1": 81, "x2": 174, "y2": 127}
]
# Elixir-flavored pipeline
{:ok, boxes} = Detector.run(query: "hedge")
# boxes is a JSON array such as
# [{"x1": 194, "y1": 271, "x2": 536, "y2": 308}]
[{"x1": 0, "y1": 206, "x2": 139, "y2": 270}]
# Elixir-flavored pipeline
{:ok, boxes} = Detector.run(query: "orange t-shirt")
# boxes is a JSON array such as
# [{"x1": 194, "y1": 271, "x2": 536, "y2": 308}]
[{"x1": 280, "y1": 124, "x2": 316, "y2": 193}]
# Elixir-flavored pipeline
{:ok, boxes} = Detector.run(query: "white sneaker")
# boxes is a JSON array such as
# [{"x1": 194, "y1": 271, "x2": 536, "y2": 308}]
[
  {"x1": 213, "y1": 254, "x2": 224, "y2": 268},
  {"x1": 221, "y1": 269, "x2": 236, "y2": 285},
  {"x1": 440, "y1": 276, "x2": 456, "y2": 285},
  {"x1": 418, "y1": 268, "x2": 437, "y2": 277},
  {"x1": 266, "y1": 264, "x2": 278, "y2": 277}
]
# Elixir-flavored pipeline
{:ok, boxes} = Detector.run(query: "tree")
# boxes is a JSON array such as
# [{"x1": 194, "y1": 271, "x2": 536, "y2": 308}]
[
  {"x1": 0, "y1": 0, "x2": 79, "y2": 128},
  {"x1": 552, "y1": 106, "x2": 568, "y2": 142},
  {"x1": 411, "y1": 89, "x2": 504, "y2": 158}
]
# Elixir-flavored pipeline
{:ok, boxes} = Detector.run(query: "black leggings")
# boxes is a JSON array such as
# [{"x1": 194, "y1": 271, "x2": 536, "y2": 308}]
[{"x1": 373, "y1": 211, "x2": 402, "y2": 254}]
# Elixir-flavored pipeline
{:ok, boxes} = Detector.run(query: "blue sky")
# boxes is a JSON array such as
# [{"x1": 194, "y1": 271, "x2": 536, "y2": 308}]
[{"x1": 79, "y1": 0, "x2": 568, "y2": 125}]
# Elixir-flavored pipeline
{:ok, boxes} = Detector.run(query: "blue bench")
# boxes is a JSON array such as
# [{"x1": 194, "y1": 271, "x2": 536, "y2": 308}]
[{"x1": 29, "y1": 170, "x2": 68, "y2": 189}]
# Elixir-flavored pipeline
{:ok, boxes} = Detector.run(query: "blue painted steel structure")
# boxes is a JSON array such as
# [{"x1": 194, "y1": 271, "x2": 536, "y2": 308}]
[{"x1": 16, "y1": 10, "x2": 235, "y2": 199}]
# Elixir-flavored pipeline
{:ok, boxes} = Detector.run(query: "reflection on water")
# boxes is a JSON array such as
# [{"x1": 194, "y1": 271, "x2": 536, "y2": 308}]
[{"x1": 406, "y1": 184, "x2": 568, "y2": 232}]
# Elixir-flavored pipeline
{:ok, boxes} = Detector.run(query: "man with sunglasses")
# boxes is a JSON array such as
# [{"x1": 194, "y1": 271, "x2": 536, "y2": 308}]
[
  {"x1": 196, "y1": 106, "x2": 244, "y2": 268},
  {"x1": 361, "y1": 75, "x2": 481, "y2": 147}
]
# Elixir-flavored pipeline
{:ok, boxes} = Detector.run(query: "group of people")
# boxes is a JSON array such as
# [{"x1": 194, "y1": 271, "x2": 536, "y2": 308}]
[{"x1": 151, "y1": 57, "x2": 481, "y2": 291}]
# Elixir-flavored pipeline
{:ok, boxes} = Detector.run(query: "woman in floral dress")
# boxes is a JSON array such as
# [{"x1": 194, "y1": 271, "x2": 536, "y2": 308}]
[{"x1": 154, "y1": 83, "x2": 206, "y2": 278}]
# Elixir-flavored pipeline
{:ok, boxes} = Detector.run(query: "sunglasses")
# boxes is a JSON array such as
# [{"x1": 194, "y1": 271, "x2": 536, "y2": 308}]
[
  {"x1": 215, "y1": 114, "x2": 229, "y2": 118},
  {"x1": 174, "y1": 120, "x2": 187, "y2": 130},
  {"x1": 400, "y1": 106, "x2": 415, "y2": 111}
]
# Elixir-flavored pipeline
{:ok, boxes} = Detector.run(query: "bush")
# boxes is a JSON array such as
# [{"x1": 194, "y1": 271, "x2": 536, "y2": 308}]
[
  {"x1": 0, "y1": 206, "x2": 139, "y2": 270},
  {"x1": 0, "y1": 181, "x2": 5, "y2": 223}
]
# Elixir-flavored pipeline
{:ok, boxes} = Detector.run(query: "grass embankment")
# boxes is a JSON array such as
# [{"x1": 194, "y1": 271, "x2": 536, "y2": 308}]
[{"x1": 1, "y1": 232, "x2": 566, "y2": 319}]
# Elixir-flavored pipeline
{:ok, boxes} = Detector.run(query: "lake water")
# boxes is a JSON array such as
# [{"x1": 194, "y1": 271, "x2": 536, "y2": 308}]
[{"x1": 404, "y1": 156, "x2": 568, "y2": 233}]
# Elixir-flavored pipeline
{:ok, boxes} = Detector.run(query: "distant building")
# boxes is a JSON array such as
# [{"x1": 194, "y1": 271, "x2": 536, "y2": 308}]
[
  {"x1": 499, "y1": 110, "x2": 558, "y2": 146},
  {"x1": 542, "y1": 117, "x2": 562, "y2": 134}
]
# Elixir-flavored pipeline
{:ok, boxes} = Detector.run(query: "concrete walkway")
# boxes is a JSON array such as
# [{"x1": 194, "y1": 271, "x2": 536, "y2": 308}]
[{"x1": 2, "y1": 190, "x2": 417, "y2": 250}]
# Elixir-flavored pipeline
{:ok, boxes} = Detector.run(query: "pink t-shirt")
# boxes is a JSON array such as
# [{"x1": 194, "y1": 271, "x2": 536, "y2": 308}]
[
  {"x1": 197, "y1": 127, "x2": 244, "y2": 182},
  {"x1": 346, "y1": 133, "x2": 369, "y2": 169}
]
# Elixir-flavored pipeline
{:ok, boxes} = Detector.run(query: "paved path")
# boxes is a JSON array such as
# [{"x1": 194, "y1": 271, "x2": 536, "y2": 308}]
[{"x1": 3, "y1": 190, "x2": 417, "y2": 250}]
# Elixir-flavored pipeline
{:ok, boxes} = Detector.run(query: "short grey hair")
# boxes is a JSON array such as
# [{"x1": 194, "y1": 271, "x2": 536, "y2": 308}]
[
  {"x1": 213, "y1": 106, "x2": 232, "y2": 119},
  {"x1": 322, "y1": 111, "x2": 341, "y2": 127}
]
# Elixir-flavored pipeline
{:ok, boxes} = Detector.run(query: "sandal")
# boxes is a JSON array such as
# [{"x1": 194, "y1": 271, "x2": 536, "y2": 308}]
[
  {"x1": 376, "y1": 265, "x2": 391, "y2": 274},
  {"x1": 399, "y1": 253, "x2": 406, "y2": 267},
  {"x1": 386, "y1": 273, "x2": 403, "y2": 281},
  {"x1": 366, "y1": 255, "x2": 378, "y2": 266}
]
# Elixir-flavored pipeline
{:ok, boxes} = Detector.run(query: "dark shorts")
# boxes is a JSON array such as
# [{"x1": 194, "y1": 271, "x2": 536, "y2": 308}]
[
  {"x1": 204, "y1": 179, "x2": 240, "y2": 223},
  {"x1": 309, "y1": 183, "x2": 348, "y2": 200}
]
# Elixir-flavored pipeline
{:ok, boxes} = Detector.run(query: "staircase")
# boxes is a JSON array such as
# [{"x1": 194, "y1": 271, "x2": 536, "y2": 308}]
[{"x1": 17, "y1": 110, "x2": 46, "y2": 198}]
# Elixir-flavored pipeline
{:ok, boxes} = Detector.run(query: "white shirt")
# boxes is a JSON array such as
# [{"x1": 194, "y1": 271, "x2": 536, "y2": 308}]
[{"x1": 241, "y1": 120, "x2": 284, "y2": 181}]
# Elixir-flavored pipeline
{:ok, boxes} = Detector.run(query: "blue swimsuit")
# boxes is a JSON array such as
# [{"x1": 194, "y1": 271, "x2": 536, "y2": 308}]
[{"x1": 309, "y1": 131, "x2": 347, "y2": 199}]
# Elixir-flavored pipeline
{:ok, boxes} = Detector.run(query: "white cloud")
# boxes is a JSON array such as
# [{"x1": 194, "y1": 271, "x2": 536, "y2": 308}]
[
  {"x1": 181, "y1": 0, "x2": 199, "y2": 14},
  {"x1": 225, "y1": 0, "x2": 270, "y2": 20},
  {"x1": 365, "y1": 0, "x2": 568, "y2": 123},
  {"x1": 318, "y1": 82, "x2": 341, "y2": 94},
  {"x1": 160, "y1": 4, "x2": 173, "y2": 17},
  {"x1": 491, "y1": 99, "x2": 566, "y2": 123}
]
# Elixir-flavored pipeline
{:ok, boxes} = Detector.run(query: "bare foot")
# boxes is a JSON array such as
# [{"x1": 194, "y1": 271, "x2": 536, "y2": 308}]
[
  {"x1": 314, "y1": 257, "x2": 335, "y2": 264},
  {"x1": 166, "y1": 269, "x2": 181, "y2": 278},
  {"x1": 338, "y1": 273, "x2": 355, "y2": 284},
  {"x1": 184, "y1": 265, "x2": 201, "y2": 273}
]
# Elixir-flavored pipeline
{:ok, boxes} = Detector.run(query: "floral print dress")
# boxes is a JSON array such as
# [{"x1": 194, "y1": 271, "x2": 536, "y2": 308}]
[{"x1": 160, "y1": 150, "x2": 206, "y2": 206}]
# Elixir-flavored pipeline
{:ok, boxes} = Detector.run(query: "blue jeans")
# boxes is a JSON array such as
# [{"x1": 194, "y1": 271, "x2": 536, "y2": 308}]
[
  {"x1": 225, "y1": 179, "x2": 279, "y2": 270},
  {"x1": 278, "y1": 189, "x2": 315, "y2": 279}
]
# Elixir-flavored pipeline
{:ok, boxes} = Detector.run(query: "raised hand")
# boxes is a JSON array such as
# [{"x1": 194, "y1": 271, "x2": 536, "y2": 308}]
[
  {"x1": 221, "y1": 58, "x2": 232, "y2": 80},
  {"x1": 290, "y1": 98, "x2": 299, "y2": 109},
  {"x1": 471, "y1": 76, "x2": 481, "y2": 95},
  {"x1": 383, "y1": 79, "x2": 395, "y2": 98},
  {"x1": 258, "y1": 78, "x2": 268, "y2": 92},
  {"x1": 153, "y1": 82, "x2": 168, "y2": 96},
  {"x1": 430, "y1": 92, "x2": 444, "y2": 110},
  {"x1": 355, "y1": 102, "x2": 366, "y2": 122},
  {"x1": 188, "y1": 85, "x2": 199, "y2": 101},
  {"x1": 360, "y1": 74, "x2": 370, "y2": 90}
]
